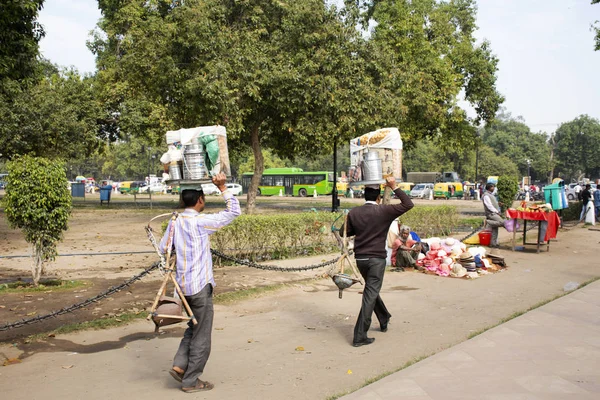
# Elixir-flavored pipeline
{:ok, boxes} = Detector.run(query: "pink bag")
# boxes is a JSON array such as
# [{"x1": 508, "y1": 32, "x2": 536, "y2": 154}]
[{"x1": 504, "y1": 219, "x2": 520, "y2": 232}]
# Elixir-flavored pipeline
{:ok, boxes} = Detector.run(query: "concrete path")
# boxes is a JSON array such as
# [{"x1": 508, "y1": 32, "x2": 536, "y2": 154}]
[
  {"x1": 1, "y1": 226, "x2": 598, "y2": 400},
  {"x1": 342, "y1": 279, "x2": 600, "y2": 400}
]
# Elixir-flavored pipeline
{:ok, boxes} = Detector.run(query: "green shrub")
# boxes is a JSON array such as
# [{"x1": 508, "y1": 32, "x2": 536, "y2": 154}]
[
  {"x1": 561, "y1": 201, "x2": 582, "y2": 221},
  {"x1": 497, "y1": 175, "x2": 519, "y2": 212},
  {"x1": 397, "y1": 206, "x2": 460, "y2": 238},
  {"x1": 212, "y1": 212, "x2": 339, "y2": 262},
  {"x1": 3, "y1": 156, "x2": 71, "y2": 286},
  {"x1": 159, "y1": 206, "x2": 460, "y2": 263}
]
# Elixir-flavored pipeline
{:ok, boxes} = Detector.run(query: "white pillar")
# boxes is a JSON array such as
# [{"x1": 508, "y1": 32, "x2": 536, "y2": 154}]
[
  {"x1": 313, "y1": 190, "x2": 317, "y2": 198},
  {"x1": 279, "y1": 189, "x2": 283, "y2": 197},
  {"x1": 525, "y1": 191, "x2": 530, "y2": 202}
]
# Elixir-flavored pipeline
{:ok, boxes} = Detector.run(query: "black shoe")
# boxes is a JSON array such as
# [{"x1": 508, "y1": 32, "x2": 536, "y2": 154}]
[
  {"x1": 381, "y1": 320, "x2": 389, "y2": 333},
  {"x1": 352, "y1": 337, "x2": 375, "y2": 347}
]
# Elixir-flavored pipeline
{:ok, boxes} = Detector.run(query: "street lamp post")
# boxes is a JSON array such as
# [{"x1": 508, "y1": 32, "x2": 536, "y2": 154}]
[
  {"x1": 526, "y1": 159, "x2": 531, "y2": 185},
  {"x1": 148, "y1": 146, "x2": 153, "y2": 207},
  {"x1": 332, "y1": 137, "x2": 339, "y2": 212}
]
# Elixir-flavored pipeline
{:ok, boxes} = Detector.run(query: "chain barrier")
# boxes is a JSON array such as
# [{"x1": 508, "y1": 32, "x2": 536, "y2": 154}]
[
  {"x1": 0, "y1": 261, "x2": 160, "y2": 332},
  {"x1": 210, "y1": 249, "x2": 342, "y2": 272}
]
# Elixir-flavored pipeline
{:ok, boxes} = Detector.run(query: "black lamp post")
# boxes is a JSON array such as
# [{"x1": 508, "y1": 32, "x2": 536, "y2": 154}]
[
  {"x1": 332, "y1": 137, "x2": 339, "y2": 212},
  {"x1": 475, "y1": 132, "x2": 480, "y2": 184}
]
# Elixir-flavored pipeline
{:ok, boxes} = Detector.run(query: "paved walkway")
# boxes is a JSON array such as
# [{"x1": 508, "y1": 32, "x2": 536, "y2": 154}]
[{"x1": 342, "y1": 279, "x2": 600, "y2": 400}]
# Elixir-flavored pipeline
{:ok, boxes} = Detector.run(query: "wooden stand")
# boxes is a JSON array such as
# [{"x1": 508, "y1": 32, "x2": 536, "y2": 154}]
[
  {"x1": 147, "y1": 214, "x2": 197, "y2": 331},
  {"x1": 330, "y1": 211, "x2": 364, "y2": 298}
]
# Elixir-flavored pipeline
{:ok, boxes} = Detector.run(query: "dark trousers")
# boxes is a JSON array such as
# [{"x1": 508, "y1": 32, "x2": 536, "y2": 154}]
[
  {"x1": 174, "y1": 284, "x2": 214, "y2": 387},
  {"x1": 353, "y1": 258, "x2": 391, "y2": 343}
]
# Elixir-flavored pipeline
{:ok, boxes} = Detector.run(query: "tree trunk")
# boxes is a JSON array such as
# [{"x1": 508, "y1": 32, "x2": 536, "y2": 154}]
[
  {"x1": 31, "y1": 242, "x2": 43, "y2": 287},
  {"x1": 382, "y1": 186, "x2": 392, "y2": 205},
  {"x1": 246, "y1": 122, "x2": 264, "y2": 214}
]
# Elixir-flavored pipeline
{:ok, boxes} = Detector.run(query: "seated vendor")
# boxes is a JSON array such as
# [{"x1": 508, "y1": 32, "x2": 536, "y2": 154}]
[{"x1": 391, "y1": 225, "x2": 422, "y2": 271}]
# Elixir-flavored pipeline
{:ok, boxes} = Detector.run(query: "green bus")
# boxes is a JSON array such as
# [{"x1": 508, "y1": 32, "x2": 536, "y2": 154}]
[{"x1": 241, "y1": 168, "x2": 334, "y2": 197}]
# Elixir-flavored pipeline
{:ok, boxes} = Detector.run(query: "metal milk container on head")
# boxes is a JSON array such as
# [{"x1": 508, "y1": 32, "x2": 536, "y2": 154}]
[{"x1": 361, "y1": 149, "x2": 383, "y2": 181}]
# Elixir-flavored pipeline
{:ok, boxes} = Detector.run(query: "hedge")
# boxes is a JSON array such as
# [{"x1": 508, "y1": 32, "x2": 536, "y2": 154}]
[{"x1": 162, "y1": 206, "x2": 461, "y2": 263}]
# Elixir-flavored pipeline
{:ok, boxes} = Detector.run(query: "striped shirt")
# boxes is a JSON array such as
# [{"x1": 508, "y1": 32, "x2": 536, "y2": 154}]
[{"x1": 159, "y1": 191, "x2": 241, "y2": 296}]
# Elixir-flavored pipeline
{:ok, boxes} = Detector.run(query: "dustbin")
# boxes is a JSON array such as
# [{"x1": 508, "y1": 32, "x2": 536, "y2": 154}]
[
  {"x1": 71, "y1": 182, "x2": 85, "y2": 198},
  {"x1": 100, "y1": 185, "x2": 112, "y2": 204},
  {"x1": 543, "y1": 180, "x2": 567, "y2": 210}
]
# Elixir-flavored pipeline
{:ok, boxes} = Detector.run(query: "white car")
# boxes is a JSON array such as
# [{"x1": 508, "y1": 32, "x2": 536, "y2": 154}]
[
  {"x1": 410, "y1": 183, "x2": 434, "y2": 199},
  {"x1": 225, "y1": 183, "x2": 243, "y2": 195},
  {"x1": 201, "y1": 183, "x2": 220, "y2": 195},
  {"x1": 139, "y1": 183, "x2": 166, "y2": 193}
]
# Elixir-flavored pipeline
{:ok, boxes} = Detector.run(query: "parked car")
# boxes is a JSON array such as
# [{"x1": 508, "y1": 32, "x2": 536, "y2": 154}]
[
  {"x1": 410, "y1": 183, "x2": 434, "y2": 199},
  {"x1": 225, "y1": 183, "x2": 243, "y2": 195},
  {"x1": 563, "y1": 182, "x2": 597, "y2": 200},
  {"x1": 201, "y1": 183, "x2": 220, "y2": 195},
  {"x1": 139, "y1": 183, "x2": 167, "y2": 193}
]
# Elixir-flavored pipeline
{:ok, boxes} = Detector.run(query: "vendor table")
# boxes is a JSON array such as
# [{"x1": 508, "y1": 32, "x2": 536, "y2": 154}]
[{"x1": 505, "y1": 209, "x2": 561, "y2": 253}]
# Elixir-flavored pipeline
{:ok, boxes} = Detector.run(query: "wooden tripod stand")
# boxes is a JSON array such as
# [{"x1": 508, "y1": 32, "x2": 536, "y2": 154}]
[
  {"x1": 330, "y1": 211, "x2": 364, "y2": 298},
  {"x1": 147, "y1": 214, "x2": 197, "y2": 332}
]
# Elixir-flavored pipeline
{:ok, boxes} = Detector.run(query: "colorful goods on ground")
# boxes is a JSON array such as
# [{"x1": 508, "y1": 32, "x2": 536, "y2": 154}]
[{"x1": 413, "y1": 236, "x2": 507, "y2": 279}]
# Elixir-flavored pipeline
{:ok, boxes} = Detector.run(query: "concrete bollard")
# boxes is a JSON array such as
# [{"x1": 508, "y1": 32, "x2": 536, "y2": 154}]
[{"x1": 279, "y1": 189, "x2": 283, "y2": 197}]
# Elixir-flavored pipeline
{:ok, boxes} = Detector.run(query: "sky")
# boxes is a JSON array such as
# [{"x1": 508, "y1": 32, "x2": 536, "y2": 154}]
[{"x1": 37, "y1": 0, "x2": 600, "y2": 134}]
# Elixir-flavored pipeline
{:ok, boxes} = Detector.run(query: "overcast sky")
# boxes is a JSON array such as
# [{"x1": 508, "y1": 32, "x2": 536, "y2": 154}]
[{"x1": 37, "y1": 0, "x2": 600, "y2": 133}]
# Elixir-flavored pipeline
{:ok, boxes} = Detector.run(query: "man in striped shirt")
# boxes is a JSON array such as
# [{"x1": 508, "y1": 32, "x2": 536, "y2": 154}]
[{"x1": 159, "y1": 172, "x2": 241, "y2": 393}]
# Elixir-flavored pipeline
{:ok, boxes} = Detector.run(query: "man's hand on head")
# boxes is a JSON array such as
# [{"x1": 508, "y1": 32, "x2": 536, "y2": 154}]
[
  {"x1": 385, "y1": 176, "x2": 396, "y2": 189},
  {"x1": 212, "y1": 172, "x2": 227, "y2": 192}
]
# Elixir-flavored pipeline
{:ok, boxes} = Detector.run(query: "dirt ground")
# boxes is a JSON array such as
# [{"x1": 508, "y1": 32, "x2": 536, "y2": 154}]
[{"x1": 1, "y1": 194, "x2": 598, "y2": 399}]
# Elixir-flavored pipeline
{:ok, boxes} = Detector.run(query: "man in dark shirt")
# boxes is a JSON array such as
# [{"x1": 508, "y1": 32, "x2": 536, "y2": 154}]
[
  {"x1": 580, "y1": 184, "x2": 592, "y2": 221},
  {"x1": 343, "y1": 176, "x2": 414, "y2": 347}
]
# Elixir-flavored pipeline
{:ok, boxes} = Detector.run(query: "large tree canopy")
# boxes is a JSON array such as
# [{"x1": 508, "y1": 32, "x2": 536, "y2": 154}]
[
  {"x1": 91, "y1": 0, "x2": 503, "y2": 211},
  {"x1": 352, "y1": 0, "x2": 504, "y2": 144},
  {"x1": 552, "y1": 115, "x2": 600, "y2": 181},
  {"x1": 480, "y1": 111, "x2": 551, "y2": 182},
  {"x1": 0, "y1": 63, "x2": 104, "y2": 160},
  {"x1": 0, "y1": 0, "x2": 44, "y2": 88},
  {"x1": 93, "y1": 0, "x2": 377, "y2": 212}
]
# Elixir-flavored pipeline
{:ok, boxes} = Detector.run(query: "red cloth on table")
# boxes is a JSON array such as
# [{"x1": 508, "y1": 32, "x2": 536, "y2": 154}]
[{"x1": 505, "y1": 209, "x2": 560, "y2": 241}]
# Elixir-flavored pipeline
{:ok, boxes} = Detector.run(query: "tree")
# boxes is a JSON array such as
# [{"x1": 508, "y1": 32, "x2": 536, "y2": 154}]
[
  {"x1": 593, "y1": 0, "x2": 600, "y2": 50},
  {"x1": 496, "y1": 175, "x2": 519, "y2": 213},
  {"x1": 480, "y1": 111, "x2": 551, "y2": 182},
  {"x1": 3, "y1": 156, "x2": 71, "y2": 286},
  {"x1": 0, "y1": 64, "x2": 104, "y2": 160},
  {"x1": 93, "y1": 0, "x2": 385, "y2": 213},
  {"x1": 553, "y1": 115, "x2": 600, "y2": 181},
  {"x1": 0, "y1": 0, "x2": 45, "y2": 89},
  {"x1": 353, "y1": 0, "x2": 504, "y2": 144}
]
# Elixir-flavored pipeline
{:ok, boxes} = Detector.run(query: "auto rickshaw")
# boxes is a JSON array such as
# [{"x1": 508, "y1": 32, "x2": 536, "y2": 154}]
[
  {"x1": 433, "y1": 182, "x2": 464, "y2": 199},
  {"x1": 119, "y1": 181, "x2": 133, "y2": 194},
  {"x1": 378, "y1": 182, "x2": 413, "y2": 197},
  {"x1": 336, "y1": 181, "x2": 348, "y2": 197},
  {"x1": 397, "y1": 182, "x2": 415, "y2": 195}
]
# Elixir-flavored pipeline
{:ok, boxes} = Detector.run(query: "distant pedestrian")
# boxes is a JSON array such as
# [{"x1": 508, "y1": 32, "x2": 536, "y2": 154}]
[
  {"x1": 594, "y1": 186, "x2": 600, "y2": 221},
  {"x1": 482, "y1": 183, "x2": 504, "y2": 248},
  {"x1": 580, "y1": 184, "x2": 592, "y2": 220}
]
